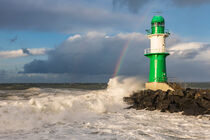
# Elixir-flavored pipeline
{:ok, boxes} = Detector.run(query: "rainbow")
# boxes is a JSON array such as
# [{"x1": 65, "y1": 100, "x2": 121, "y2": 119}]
[
  {"x1": 111, "y1": 2, "x2": 155, "y2": 78},
  {"x1": 112, "y1": 39, "x2": 131, "y2": 77}
]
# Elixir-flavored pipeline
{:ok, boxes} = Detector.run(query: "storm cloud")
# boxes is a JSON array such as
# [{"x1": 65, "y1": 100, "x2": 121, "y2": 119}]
[
  {"x1": 23, "y1": 32, "x2": 210, "y2": 82},
  {"x1": 23, "y1": 32, "x2": 149, "y2": 76},
  {"x1": 172, "y1": 0, "x2": 210, "y2": 6},
  {"x1": 0, "y1": 0, "x2": 209, "y2": 32},
  {"x1": 112, "y1": 0, "x2": 150, "y2": 13},
  {"x1": 112, "y1": 0, "x2": 210, "y2": 13},
  {"x1": 0, "y1": 0, "x2": 140, "y2": 33}
]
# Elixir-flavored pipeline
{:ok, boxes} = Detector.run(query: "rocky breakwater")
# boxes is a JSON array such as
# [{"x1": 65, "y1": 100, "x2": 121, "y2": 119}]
[{"x1": 124, "y1": 87, "x2": 210, "y2": 116}]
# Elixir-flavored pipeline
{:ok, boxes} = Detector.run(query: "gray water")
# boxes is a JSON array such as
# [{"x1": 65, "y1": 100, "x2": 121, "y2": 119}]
[{"x1": 0, "y1": 77, "x2": 209, "y2": 140}]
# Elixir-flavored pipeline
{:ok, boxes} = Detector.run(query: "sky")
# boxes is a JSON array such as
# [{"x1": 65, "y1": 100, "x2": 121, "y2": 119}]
[{"x1": 0, "y1": 0, "x2": 210, "y2": 83}]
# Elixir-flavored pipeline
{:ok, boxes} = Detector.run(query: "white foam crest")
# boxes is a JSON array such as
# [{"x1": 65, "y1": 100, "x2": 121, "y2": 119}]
[
  {"x1": 0, "y1": 76, "x2": 144, "y2": 132},
  {"x1": 25, "y1": 87, "x2": 41, "y2": 92}
]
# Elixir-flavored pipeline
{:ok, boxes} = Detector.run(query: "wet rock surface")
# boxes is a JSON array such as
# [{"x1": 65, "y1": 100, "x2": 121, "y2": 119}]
[{"x1": 124, "y1": 88, "x2": 210, "y2": 116}]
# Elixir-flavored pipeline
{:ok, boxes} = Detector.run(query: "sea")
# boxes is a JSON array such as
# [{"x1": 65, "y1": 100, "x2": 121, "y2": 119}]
[{"x1": 0, "y1": 77, "x2": 209, "y2": 140}]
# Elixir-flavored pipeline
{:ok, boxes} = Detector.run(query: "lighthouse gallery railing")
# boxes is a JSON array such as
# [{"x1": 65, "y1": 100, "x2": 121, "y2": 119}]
[{"x1": 144, "y1": 48, "x2": 171, "y2": 54}]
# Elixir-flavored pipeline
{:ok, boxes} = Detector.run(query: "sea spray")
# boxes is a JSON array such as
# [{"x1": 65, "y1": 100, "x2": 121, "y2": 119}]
[
  {"x1": 0, "y1": 78, "x2": 209, "y2": 139},
  {"x1": 0, "y1": 76, "x2": 144, "y2": 132}
]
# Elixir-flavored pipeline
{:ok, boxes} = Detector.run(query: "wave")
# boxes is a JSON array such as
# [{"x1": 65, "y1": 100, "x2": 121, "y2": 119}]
[{"x1": 0, "y1": 76, "x2": 144, "y2": 132}]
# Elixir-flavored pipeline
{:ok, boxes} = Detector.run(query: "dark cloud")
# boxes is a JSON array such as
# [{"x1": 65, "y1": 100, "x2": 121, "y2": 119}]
[
  {"x1": 23, "y1": 32, "x2": 149, "y2": 77},
  {"x1": 22, "y1": 32, "x2": 210, "y2": 82},
  {"x1": 0, "y1": 0, "x2": 140, "y2": 33},
  {"x1": 112, "y1": 0, "x2": 150, "y2": 13},
  {"x1": 172, "y1": 0, "x2": 210, "y2": 6},
  {"x1": 22, "y1": 48, "x2": 31, "y2": 55},
  {"x1": 112, "y1": 0, "x2": 210, "y2": 13},
  {"x1": 0, "y1": 0, "x2": 208, "y2": 33},
  {"x1": 167, "y1": 59, "x2": 210, "y2": 82}
]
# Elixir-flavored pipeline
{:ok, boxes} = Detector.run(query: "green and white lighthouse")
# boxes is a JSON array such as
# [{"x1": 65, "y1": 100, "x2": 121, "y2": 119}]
[{"x1": 145, "y1": 15, "x2": 173, "y2": 91}]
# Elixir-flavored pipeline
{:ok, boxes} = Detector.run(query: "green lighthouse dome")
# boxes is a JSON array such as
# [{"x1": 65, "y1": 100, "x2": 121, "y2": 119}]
[
  {"x1": 151, "y1": 15, "x2": 165, "y2": 34},
  {"x1": 151, "y1": 15, "x2": 165, "y2": 24}
]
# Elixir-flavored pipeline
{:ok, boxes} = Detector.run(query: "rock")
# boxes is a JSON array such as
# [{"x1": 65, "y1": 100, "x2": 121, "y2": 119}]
[
  {"x1": 167, "y1": 82, "x2": 183, "y2": 90},
  {"x1": 124, "y1": 87, "x2": 210, "y2": 116},
  {"x1": 199, "y1": 98, "x2": 210, "y2": 109},
  {"x1": 202, "y1": 91, "x2": 210, "y2": 100},
  {"x1": 123, "y1": 97, "x2": 134, "y2": 105},
  {"x1": 168, "y1": 103, "x2": 180, "y2": 113},
  {"x1": 172, "y1": 89, "x2": 184, "y2": 96}
]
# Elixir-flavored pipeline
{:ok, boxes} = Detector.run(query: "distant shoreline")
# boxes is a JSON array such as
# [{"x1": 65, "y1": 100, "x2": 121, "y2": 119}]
[
  {"x1": 0, "y1": 83, "x2": 107, "y2": 90},
  {"x1": 0, "y1": 82, "x2": 209, "y2": 90}
]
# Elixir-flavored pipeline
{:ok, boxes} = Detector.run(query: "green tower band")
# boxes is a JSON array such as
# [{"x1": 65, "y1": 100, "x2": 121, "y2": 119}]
[
  {"x1": 144, "y1": 52, "x2": 169, "y2": 82},
  {"x1": 145, "y1": 15, "x2": 170, "y2": 83}
]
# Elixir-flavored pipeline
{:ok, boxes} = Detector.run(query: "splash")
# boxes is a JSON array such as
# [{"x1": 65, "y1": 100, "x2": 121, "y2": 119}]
[
  {"x1": 0, "y1": 77, "x2": 209, "y2": 140},
  {"x1": 0, "y1": 76, "x2": 144, "y2": 132}
]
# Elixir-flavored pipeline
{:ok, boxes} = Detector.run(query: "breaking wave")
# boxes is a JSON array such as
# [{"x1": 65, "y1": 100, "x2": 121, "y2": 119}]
[
  {"x1": 0, "y1": 76, "x2": 144, "y2": 132},
  {"x1": 0, "y1": 77, "x2": 209, "y2": 140}
]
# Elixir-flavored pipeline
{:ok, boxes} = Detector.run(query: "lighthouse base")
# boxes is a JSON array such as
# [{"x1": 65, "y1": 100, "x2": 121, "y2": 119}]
[{"x1": 145, "y1": 82, "x2": 174, "y2": 91}]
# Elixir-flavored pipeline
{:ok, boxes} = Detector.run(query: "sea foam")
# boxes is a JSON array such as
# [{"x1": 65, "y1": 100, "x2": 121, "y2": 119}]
[
  {"x1": 0, "y1": 77, "x2": 209, "y2": 140},
  {"x1": 0, "y1": 77, "x2": 143, "y2": 132}
]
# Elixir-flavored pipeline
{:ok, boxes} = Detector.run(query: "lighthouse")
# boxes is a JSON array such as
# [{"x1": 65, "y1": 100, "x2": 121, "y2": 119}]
[{"x1": 145, "y1": 15, "x2": 174, "y2": 91}]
